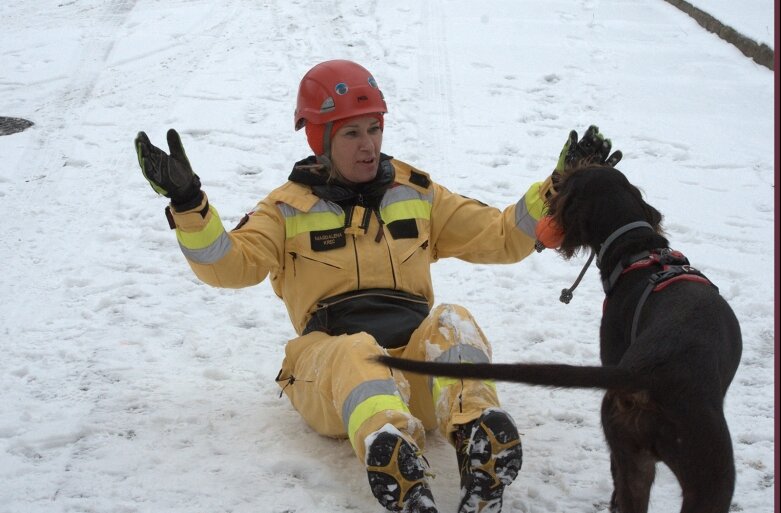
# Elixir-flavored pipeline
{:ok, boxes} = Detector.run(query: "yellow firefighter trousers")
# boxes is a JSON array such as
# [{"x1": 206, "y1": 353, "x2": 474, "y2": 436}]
[{"x1": 276, "y1": 303, "x2": 500, "y2": 463}]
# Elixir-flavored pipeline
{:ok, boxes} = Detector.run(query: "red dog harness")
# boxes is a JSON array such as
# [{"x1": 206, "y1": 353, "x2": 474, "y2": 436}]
[
  {"x1": 603, "y1": 248, "x2": 718, "y2": 345},
  {"x1": 554, "y1": 221, "x2": 720, "y2": 346}
]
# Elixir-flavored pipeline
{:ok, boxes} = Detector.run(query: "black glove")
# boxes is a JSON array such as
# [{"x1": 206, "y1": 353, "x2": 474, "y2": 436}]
[
  {"x1": 553, "y1": 125, "x2": 623, "y2": 182},
  {"x1": 135, "y1": 128, "x2": 202, "y2": 210}
]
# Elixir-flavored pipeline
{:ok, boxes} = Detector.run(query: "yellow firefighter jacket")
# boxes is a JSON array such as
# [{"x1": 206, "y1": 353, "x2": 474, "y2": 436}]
[{"x1": 169, "y1": 156, "x2": 552, "y2": 346}]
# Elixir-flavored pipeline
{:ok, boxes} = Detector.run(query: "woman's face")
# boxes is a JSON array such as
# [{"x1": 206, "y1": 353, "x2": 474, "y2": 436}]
[{"x1": 330, "y1": 116, "x2": 383, "y2": 184}]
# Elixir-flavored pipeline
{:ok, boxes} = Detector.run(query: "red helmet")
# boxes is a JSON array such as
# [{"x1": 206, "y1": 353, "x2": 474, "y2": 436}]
[{"x1": 294, "y1": 60, "x2": 387, "y2": 131}]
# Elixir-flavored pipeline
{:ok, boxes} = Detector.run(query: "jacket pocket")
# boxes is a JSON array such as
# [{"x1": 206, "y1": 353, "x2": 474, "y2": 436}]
[
  {"x1": 400, "y1": 239, "x2": 430, "y2": 264},
  {"x1": 287, "y1": 250, "x2": 344, "y2": 277}
]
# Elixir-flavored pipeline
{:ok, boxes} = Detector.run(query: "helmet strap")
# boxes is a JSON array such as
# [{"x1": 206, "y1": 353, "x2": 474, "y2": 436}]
[{"x1": 322, "y1": 121, "x2": 334, "y2": 160}]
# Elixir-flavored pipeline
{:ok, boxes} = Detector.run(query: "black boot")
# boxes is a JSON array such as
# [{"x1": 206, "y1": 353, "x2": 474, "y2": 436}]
[
  {"x1": 453, "y1": 408, "x2": 522, "y2": 513},
  {"x1": 366, "y1": 429, "x2": 437, "y2": 513}
]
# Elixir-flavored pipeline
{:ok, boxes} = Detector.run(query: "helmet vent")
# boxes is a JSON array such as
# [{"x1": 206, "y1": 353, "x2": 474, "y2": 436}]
[{"x1": 320, "y1": 97, "x2": 335, "y2": 112}]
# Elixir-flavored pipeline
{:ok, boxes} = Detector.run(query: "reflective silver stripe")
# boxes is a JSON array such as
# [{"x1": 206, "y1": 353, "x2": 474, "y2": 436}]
[
  {"x1": 277, "y1": 203, "x2": 297, "y2": 218},
  {"x1": 381, "y1": 184, "x2": 434, "y2": 207},
  {"x1": 514, "y1": 198, "x2": 538, "y2": 239},
  {"x1": 311, "y1": 199, "x2": 343, "y2": 214},
  {"x1": 434, "y1": 344, "x2": 490, "y2": 364},
  {"x1": 341, "y1": 378, "x2": 399, "y2": 432},
  {"x1": 429, "y1": 344, "x2": 490, "y2": 391},
  {"x1": 277, "y1": 199, "x2": 343, "y2": 218},
  {"x1": 179, "y1": 231, "x2": 233, "y2": 264}
]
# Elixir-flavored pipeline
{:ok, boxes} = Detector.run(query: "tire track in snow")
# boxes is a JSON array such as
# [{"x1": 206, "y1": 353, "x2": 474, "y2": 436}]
[
  {"x1": 2, "y1": 0, "x2": 142, "y2": 273},
  {"x1": 417, "y1": 0, "x2": 456, "y2": 172},
  {"x1": 15, "y1": 0, "x2": 139, "y2": 178}
]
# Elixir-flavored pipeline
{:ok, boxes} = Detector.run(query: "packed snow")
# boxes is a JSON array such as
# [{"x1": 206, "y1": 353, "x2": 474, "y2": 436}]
[{"x1": 0, "y1": 1, "x2": 775, "y2": 512}]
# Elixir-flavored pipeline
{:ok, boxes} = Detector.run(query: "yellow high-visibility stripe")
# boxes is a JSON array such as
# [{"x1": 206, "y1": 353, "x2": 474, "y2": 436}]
[
  {"x1": 347, "y1": 394, "x2": 409, "y2": 449},
  {"x1": 432, "y1": 376, "x2": 496, "y2": 406},
  {"x1": 285, "y1": 211, "x2": 345, "y2": 239},
  {"x1": 380, "y1": 199, "x2": 432, "y2": 225},
  {"x1": 179, "y1": 231, "x2": 232, "y2": 264},
  {"x1": 514, "y1": 181, "x2": 548, "y2": 239},
  {"x1": 176, "y1": 207, "x2": 225, "y2": 250},
  {"x1": 432, "y1": 376, "x2": 458, "y2": 406},
  {"x1": 523, "y1": 182, "x2": 547, "y2": 221}
]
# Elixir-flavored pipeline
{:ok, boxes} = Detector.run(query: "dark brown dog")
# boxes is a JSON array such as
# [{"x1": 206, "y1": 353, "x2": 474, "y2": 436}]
[{"x1": 377, "y1": 165, "x2": 742, "y2": 513}]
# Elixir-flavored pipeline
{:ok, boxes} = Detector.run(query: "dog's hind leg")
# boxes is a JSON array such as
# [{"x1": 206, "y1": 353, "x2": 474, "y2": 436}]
[
  {"x1": 659, "y1": 405, "x2": 735, "y2": 513},
  {"x1": 606, "y1": 446, "x2": 655, "y2": 513},
  {"x1": 602, "y1": 393, "x2": 657, "y2": 513}
]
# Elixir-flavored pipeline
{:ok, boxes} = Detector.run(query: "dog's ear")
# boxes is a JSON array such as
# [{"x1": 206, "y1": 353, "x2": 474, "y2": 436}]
[
  {"x1": 548, "y1": 165, "x2": 666, "y2": 257},
  {"x1": 644, "y1": 201, "x2": 663, "y2": 233},
  {"x1": 624, "y1": 178, "x2": 664, "y2": 233},
  {"x1": 548, "y1": 179, "x2": 593, "y2": 259},
  {"x1": 560, "y1": 195, "x2": 595, "y2": 258}
]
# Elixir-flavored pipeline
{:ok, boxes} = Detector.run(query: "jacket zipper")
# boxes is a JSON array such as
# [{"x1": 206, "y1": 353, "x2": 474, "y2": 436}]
[
  {"x1": 370, "y1": 208, "x2": 396, "y2": 288},
  {"x1": 381, "y1": 229, "x2": 398, "y2": 289},
  {"x1": 352, "y1": 235, "x2": 360, "y2": 289},
  {"x1": 316, "y1": 290, "x2": 429, "y2": 309}
]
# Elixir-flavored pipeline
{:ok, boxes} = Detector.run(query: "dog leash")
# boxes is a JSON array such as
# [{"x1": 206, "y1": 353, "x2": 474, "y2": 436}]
[
  {"x1": 560, "y1": 221, "x2": 654, "y2": 304},
  {"x1": 559, "y1": 250, "x2": 594, "y2": 304}
]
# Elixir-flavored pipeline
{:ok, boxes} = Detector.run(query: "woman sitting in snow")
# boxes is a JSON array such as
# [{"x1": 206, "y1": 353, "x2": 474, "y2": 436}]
[{"x1": 134, "y1": 59, "x2": 619, "y2": 513}]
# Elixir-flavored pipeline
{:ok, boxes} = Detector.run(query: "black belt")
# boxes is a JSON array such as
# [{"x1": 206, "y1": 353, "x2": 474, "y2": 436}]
[{"x1": 304, "y1": 288, "x2": 430, "y2": 348}]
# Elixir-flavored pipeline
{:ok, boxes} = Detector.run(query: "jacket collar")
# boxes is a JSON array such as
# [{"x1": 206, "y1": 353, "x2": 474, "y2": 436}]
[{"x1": 289, "y1": 153, "x2": 395, "y2": 206}]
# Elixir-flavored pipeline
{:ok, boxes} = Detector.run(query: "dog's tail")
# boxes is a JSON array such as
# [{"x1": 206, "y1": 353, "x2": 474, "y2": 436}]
[{"x1": 374, "y1": 356, "x2": 649, "y2": 391}]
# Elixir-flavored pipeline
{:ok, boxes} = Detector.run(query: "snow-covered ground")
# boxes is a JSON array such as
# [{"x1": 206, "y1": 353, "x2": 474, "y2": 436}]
[{"x1": 0, "y1": 1, "x2": 775, "y2": 512}]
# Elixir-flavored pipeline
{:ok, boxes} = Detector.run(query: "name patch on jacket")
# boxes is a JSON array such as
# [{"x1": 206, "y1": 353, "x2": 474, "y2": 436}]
[{"x1": 311, "y1": 228, "x2": 346, "y2": 251}]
